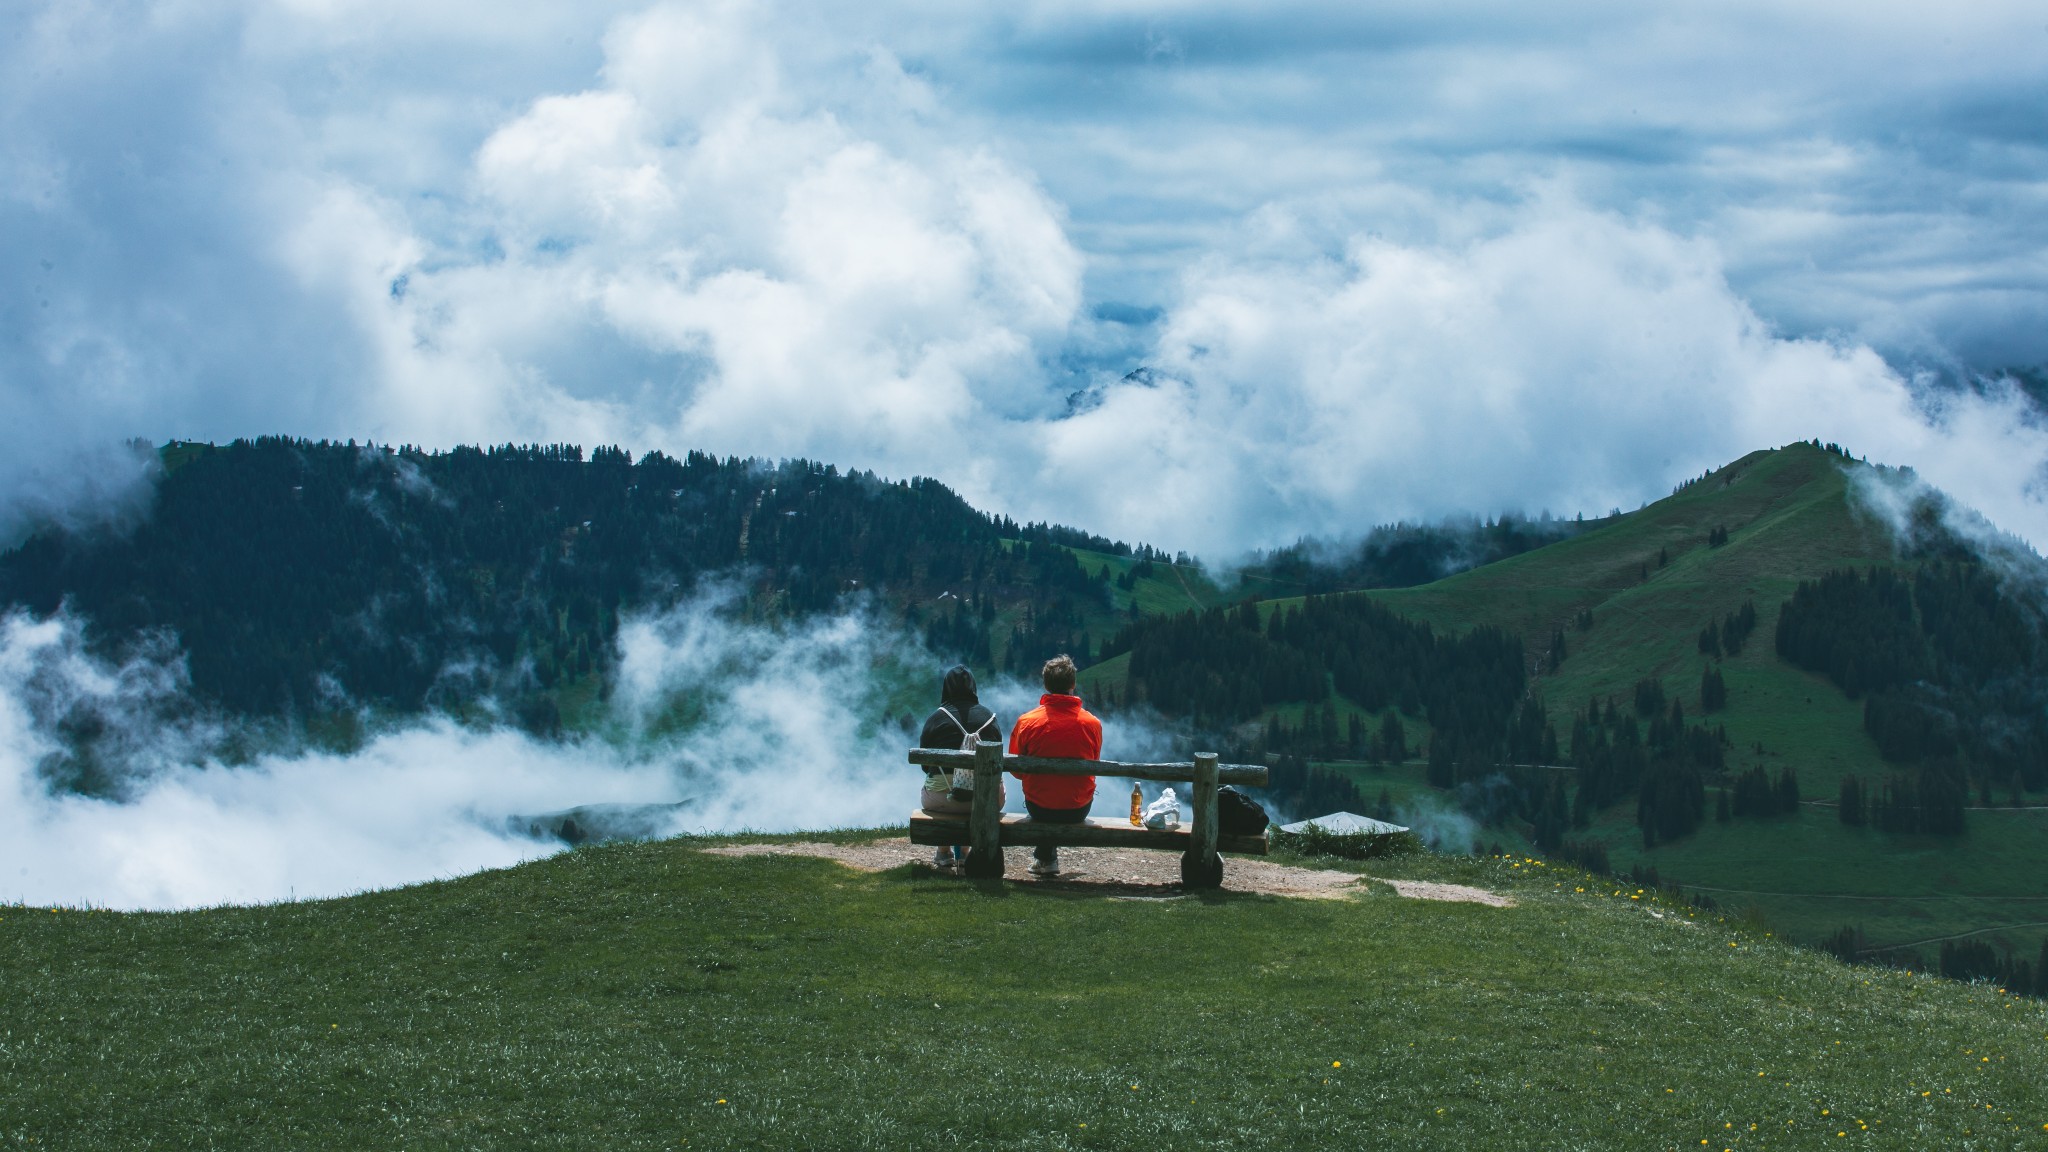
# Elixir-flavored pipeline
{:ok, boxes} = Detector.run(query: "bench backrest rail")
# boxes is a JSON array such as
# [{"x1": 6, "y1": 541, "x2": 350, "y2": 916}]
[{"x1": 906, "y1": 748, "x2": 1269, "y2": 787}]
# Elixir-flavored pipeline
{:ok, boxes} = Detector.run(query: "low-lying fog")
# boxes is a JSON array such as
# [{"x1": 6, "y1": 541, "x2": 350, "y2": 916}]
[{"x1": 0, "y1": 585, "x2": 1184, "y2": 910}]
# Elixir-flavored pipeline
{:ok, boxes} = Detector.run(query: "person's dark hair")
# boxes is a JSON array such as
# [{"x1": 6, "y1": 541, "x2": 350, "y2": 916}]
[
  {"x1": 1041, "y1": 654, "x2": 1078, "y2": 695},
  {"x1": 940, "y1": 664, "x2": 978, "y2": 705}
]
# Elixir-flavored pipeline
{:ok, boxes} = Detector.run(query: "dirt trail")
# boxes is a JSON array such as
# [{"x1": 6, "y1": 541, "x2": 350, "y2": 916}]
[
  {"x1": 1375, "y1": 878, "x2": 1517, "y2": 907},
  {"x1": 700, "y1": 839, "x2": 1514, "y2": 905}
]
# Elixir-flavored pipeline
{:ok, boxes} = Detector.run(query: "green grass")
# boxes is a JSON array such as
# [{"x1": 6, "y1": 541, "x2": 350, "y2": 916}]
[
  {"x1": 1356, "y1": 445, "x2": 1901, "y2": 788},
  {"x1": 1605, "y1": 807, "x2": 2048, "y2": 962},
  {"x1": 6, "y1": 837, "x2": 2047, "y2": 1149},
  {"x1": 1090, "y1": 444, "x2": 2047, "y2": 958},
  {"x1": 1065, "y1": 547, "x2": 1232, "y2": 618},
  {"x1": 1466, "y1": 447, "x2": 2048, "y2": 955}
]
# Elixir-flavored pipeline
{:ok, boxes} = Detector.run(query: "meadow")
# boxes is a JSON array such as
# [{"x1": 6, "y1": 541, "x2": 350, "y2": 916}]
[{"x1": 5, "y1": 834, "x2": 2046, "y2": 1149}]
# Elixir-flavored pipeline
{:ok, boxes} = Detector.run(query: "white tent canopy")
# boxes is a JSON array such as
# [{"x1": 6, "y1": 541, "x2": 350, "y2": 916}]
[{"x1": 1278, "y1": 811, "x2": 1409, "y2": 836}]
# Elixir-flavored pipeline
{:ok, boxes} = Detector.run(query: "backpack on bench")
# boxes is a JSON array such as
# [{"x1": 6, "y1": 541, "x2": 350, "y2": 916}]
[
  {"x1": 1216, "y1": 785, "x2": 1270, "y2": 836},
  {"x1": 936, "y1": 706, "x2": 996, "y2": 802}
]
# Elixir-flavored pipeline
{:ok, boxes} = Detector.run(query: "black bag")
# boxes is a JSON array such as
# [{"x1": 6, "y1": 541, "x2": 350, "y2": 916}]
[{"x1": 1216, "y1": 786, "x2": 1270, "y2": 836}]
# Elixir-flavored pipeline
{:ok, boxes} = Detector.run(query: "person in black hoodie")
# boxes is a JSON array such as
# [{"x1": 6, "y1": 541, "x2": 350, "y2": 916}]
[{"x1": 918, "y1": 665, "x2": 1005, "y2": 872}]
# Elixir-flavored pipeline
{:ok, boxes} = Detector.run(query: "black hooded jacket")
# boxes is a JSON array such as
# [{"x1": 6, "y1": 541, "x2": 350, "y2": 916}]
[{"x1": 919, "y1": 665, "x2": 1003, "y2": 751}]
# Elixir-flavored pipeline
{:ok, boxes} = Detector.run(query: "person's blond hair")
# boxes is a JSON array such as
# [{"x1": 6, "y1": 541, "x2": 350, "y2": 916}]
[{"x1": 1041, "y1": 654, "x2": 1078, "y2": 695}]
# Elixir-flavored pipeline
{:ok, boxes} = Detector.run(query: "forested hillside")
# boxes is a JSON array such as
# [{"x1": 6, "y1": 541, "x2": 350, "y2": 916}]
[
  {"x1": 0, "y1": 438, "x2": 1130, "y2": 777},
  {"x1": 14, "y1": 436, "x2": 2048, "y2": 986},
  {"x1": 1234, "y1": 512, "x2": 1606, "y2": 597},
  {"x1": 1778, "y1": 563, "x2": 2048, "y2": 790},
  {"x1": 1089, "y1": 442, "x2": 2048, "y2": 985}
]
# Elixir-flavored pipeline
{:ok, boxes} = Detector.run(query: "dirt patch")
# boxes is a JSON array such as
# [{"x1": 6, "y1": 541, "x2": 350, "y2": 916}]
[
  {"x1": 701, "y1": 839, "x2": 1361, "y2": 898},
  {"x1": 699, "y1": 840, "x2": 1508, "y2": 906},
  {"x1": 1373, "y1": 878, "x2": 1517, "y2": 908}
]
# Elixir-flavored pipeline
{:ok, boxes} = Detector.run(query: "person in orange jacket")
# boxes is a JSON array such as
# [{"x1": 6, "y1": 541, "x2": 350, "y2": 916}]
[{"x1": 1008, "y1": 654, "x2": 1101, "y2": 876}]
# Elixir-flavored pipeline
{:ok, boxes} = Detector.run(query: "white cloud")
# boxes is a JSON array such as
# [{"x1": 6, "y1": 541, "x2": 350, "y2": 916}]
[
  {"x1": 353, "y1": 1, "x2": 1087, "y2": 469},
  {"x1": 1028, "y1": 202, "x2": 2048, "y2": 555},
  {"x1": 3, "y1": 0, "x2": 2047, "y2": 556}
]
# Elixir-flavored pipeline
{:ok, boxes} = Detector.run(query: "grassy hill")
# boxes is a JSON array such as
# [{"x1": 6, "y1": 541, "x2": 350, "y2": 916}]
[
  {"x1": 1080, "y1": 444, "x2": 2048, "y2": 966},
  {"x1": 6, "y1": 837, "x2": 2046, "y2": 1149},
  {"x1": 1373, "y1": 446, "x2": 2048, "y2": 963},
  {"x1": 1367, "y1": 443, "x2": 1894, "y2": 780}
]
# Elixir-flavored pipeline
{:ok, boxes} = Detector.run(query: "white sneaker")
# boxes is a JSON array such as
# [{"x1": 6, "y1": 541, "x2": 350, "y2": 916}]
[
  {"x1": 931, "y1": 849, "x2": 956, "y2": 871},
  {"x1": 1028, "y1": 858, "x2": 1060, "y2": 876}
]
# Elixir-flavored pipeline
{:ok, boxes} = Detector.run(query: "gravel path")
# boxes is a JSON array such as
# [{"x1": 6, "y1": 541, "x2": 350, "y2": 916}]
[{"x1": 700, "y1": 838, "x2": 1513, "y2": 906}]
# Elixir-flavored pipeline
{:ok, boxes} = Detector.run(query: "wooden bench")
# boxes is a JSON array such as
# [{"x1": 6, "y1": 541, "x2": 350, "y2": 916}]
[{"x1": 905, "y1": 742, "x2": 1269, "y2": 888}]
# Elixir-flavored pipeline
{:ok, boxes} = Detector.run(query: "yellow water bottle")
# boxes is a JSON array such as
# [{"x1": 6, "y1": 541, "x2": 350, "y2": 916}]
[{"x1": 1130, "y1": 783, "x2": 1143, "y2": 826}]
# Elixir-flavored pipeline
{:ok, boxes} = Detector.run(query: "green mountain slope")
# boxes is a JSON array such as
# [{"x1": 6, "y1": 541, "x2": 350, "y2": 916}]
[
  {"x1": 1088, "y1": 444, "x2": 2048, "y2": 965},
  {"x1": 6, "y1": 839, "x2": 2045, "y2": 1149},
  {"x1": 1372, "y1": 443, "x2": 1896, "y2": 780}
]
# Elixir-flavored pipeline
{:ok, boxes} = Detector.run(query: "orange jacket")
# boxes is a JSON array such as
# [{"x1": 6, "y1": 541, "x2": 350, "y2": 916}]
[{"x1": 1009, "y1": 693, "x2": 1101, "y2": 810}]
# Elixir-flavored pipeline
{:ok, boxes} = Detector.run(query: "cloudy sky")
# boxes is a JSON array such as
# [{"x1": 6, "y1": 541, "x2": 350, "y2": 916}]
[{"x1": 6, "y1": 0, "x2": 2048, "y2": 556}]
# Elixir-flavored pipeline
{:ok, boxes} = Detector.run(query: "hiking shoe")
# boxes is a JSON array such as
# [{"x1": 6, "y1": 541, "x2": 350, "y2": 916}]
[{"x1": 1028, "y1": 858, "x2": 1060, "y2": 877}]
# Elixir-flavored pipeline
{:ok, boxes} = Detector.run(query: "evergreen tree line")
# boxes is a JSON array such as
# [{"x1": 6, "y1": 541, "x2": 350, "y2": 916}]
[
  {"x1": 1245, "y1": 705, "x2": 1410, "y2": 763},
  {"x1": 1429, "y1": 697, "x2": 1562, "y2": 789},
  {"x1": 1700, "y1": 665, "x2": 1727, "y2": 712},
  {"x1": 0, "y1": 438, "x2": 1121, "y2": 776},
  {"x1": 1697, "y1": 599, "x2": 1757, "y2": 660},
  {"x1": 1233, "y1": 513, "x2": 1601, "y2": 598},
  {"x1": 1261, "y1": 752, "x2": 1368, "y2": 821},
  {"x1": 1875, "y1": 764, "x2": 1969, "y2": 835},
  {"x1": 1836, "y1": 766, "x2": 1968, "y2": 835},
  {"x1": 1718, "y1": 765, "x2": 1800, "y2": 819},
  {"x1": 1776, "y1": 563, "x2": 2048, "y2": 790},
  {"x1": 1111, "y1": 594, "x2": 1525, "y2": 749},
  {"x1": 1825, "y1": 928, "x2": 2048, "y2": 1001},
  {"x1": 1567, "y1": 686, "x2": 1729, "y2": 847},
  {"x1": 1938, "y1": 939, "x2": 2048, "y2": 998}
]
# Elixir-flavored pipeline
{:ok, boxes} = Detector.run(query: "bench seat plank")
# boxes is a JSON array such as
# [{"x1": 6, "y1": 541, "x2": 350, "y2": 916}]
[{"x1": 909, "y1": 810, "x2": 1269, "y2": 856}]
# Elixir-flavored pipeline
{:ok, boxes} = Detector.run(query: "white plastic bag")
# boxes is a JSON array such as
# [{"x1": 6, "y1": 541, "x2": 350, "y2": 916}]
[{"x1": 1143, "y1": 787, "x2": 1181, "y2": 830}]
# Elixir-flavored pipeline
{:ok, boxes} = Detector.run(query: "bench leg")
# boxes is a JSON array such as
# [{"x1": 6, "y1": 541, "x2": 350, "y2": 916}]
[
  {"x1": 1182, "y1": 752, "x2": 1223, "y2": 889},
  {"x1": 964, "y1": 846, "x2": 1005, "y2": 879},
  {"x1": 965, "y1": 739, "x2": 1004, "y2": 879}
]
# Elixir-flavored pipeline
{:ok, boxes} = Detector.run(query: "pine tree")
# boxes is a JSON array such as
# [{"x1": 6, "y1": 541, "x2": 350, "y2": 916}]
[
  {"x1": 1838, "y1": 775, "x2": 1867, "y2": 826},
  {"x1": 1700, "y1": 665, "x2": 1727, "y2": 712},
  {"x1": 1378, "y1": 711, "x2": 1406, "y2": 762}
]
